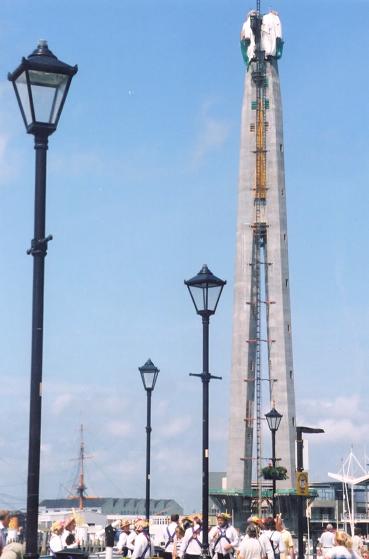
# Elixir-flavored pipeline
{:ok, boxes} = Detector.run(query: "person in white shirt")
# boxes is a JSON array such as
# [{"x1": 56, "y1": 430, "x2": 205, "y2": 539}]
[
  {"x1": 126, "y1": 522, "x2": 138, "y2": 556},
  {"x1": 209, "y1": 513, "x2": 239, "y2": 559},
  {"x1": 172, "y1": 526, "x2": 185, "y2": 559},
  {"x1": 131, "y1": 520, "x2": 153, "y2": 559},
  {"x1": 238, "y1": 525, "x2": 264, "y2": 559},
  {"x1": 245, "y1": 517, "x2": 273, "y2": 559},
  {"x1": 262, "y1": 517, "x2": 284, "y2": 559},
  {"x1": 180, "y1": 516, "x2": 203, "y2": 559},
  {"x1": 62, "y1": 517, "x2": 78, "y2": 549},
  {"x1": 49, "y1": 521, "x2": 65, "y2": 555},
  {"x1": 319, "y1": 524, "x2": 335, "y2": 554},
  {"x1": 163, "y1": 515, "x2": 179, "y2": 559},
  {"x1": 117, "y1": 520, "x2": 132, "y2": 557},
  {"x1": 0, "y1": 510, "x2": 10, "y2": 554}
]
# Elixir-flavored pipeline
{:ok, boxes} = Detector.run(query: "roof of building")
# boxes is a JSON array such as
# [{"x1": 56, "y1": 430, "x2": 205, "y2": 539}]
[{"x1": 39, "y1": 498, "x2": 183, "y2": 516}]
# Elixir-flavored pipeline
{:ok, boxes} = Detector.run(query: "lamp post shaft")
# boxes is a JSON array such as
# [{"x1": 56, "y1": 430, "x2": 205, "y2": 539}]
[
  {"x1": 296, "y1": 428, "x2": 304, "y2": 559},
  {"x1": 145, "y1": 389, "x2": 152, "y2": 521},
  {"x1": 26, "y1": 134, "x2": 49, "y2": 559},
  {"x1": 202, "y1": 315, "x2": 210, "y2": 553},
  {"x1": 271, "y1": 429, "x2": 276, "y2": 518}
]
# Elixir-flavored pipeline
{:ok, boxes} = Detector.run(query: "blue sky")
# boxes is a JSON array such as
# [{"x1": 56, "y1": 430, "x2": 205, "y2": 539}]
[{"x1": 0, "y1": 0, "x2": 368, "y2": 513}]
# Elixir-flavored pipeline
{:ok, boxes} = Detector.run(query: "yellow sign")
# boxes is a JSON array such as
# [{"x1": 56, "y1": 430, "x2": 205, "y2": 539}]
[{"x1": 296, "y1": 471, "x2": 309, "y2": 496}]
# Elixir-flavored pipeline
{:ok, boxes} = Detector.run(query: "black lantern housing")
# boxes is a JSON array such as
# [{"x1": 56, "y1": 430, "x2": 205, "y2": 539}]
[
  {"x1": 185, "y1": 264, "x2": 226, "y2": 316},
  {"x1": 139, "y1": 359, "x2": 159, "y2": 391},
  {"x1": 265, "y1": 407, "x2": 283, "y2": 432},
  {"x1": 8, "y1": 40, "x2": 78, "y2": 136}
]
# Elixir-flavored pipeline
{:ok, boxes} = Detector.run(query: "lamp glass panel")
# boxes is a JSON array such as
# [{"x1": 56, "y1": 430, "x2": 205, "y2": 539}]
[
  {"x1": 141, "y1": 371, "x2": 156, "y2": 390},
  {"x1": 188, "y1": 285, "x2": 206, "y2": 313},
  {"x1": 207, "y1": 284, "x2": 223, "y2": 312},
  {"x1": 29, "y1": 70, "x2": 68, "y2": 124},
  {"x1": 15, "y1": 72, "x2": 33, "y2": 126}
]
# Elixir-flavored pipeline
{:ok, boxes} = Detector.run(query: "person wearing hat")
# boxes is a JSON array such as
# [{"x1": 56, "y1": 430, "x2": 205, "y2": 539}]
[
  {"x1": 117, "y1": 520, "x2": 132, "y2": 557},
  {"x1": 7, "y1": 517, "x2": 19, "y2": 544},
  {"x1": 181, "y1": 518, "x2": 194, "y2": 532},
  {"x1": 163, "y1": 515, "x2": 179, "y2": 559},
  {"x1": 179, "y1": 515, "x2": 203, "y2": 559},
  {"x1": 131, "y1": 520, "x2": 153, "y2": 559},
  {"x1": 209, "y1": 513, "x2": 239, "y2": 559},
  {"x1": 49, "y1": 521, "x2": 65, "y2": 555},
  {"x1": 0, "y1": 510, "x2": 10, "y2": 553},
  {"x1": 246, "y1": 517, "x2": 273, "y2": 559},
  {"x1": 126, "y1": 519, "x2": 141, "y2": 556},
  {"x1": 62, "y1": 517, "x2": 78, "y2": 549}
]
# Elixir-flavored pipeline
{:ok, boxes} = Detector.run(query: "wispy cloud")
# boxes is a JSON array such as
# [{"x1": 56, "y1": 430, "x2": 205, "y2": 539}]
[
  {"x1": 52, "y1": 393, "x2": 75, "y2": 415},
  {"x1": 106, "y1": 420, "x2": 133, "y2": 438},
  {"x1": 298, "y1": 394, "x2": 369, "y2": 445},
  {"x1": 157, "y1": 416, "x2": 192, "y2": 439},
  {"x1": 192, "y1": 100, "x2": 231, "y2": 166}
]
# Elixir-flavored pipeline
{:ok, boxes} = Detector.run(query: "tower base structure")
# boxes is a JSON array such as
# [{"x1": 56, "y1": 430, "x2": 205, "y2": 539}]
[{"x1": 210, "y1": 487, "x2": 315, "y2": 534}]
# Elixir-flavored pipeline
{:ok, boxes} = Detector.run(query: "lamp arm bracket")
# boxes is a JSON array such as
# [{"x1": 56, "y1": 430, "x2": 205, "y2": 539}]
[
  {"x1": 189, "y1": 373, "x2": 222, "y2": 381},
  {"x1": 27, "y1": 234, "x2": 53, "y2": 256}
]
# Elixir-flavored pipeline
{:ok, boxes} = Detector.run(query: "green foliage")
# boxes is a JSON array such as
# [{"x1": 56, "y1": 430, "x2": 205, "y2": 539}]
[{"x1": 261, "y1": 465, "x2": 288, "y2": 480}]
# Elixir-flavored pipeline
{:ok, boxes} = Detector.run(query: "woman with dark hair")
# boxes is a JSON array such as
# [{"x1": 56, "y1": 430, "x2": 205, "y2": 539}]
[
  {"x1": 238, "y1": 525, "x2": 264, "y2": 559},
  {"x1": 262, "y1": 518, "x2": 284, "y2": 559}
]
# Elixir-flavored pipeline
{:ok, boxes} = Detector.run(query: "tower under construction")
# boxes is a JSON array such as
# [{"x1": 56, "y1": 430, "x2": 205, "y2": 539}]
[{"x1": 226, "y1": 5, "x2": 296, "y2": 505}]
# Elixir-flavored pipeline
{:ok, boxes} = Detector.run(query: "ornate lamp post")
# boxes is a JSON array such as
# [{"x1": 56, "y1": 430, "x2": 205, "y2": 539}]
[
  {"x1": 265, "y1": 406, "x2": 283, "y2": 517},
  {"x1": 296, "y1": 426, "x2": 324, "y2": 559},
  {"x1": 185, "y1": 264, "x2": 226, "y2": 556},
  {"x1": 8, "y1": 41, "x2": 77, "y2": 559},
  {"x1": 139, "y1": 359, "x2": 159, "y2": 521}
]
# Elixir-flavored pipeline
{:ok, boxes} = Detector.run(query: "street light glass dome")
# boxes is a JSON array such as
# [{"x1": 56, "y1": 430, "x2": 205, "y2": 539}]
[
  {"x1": 139, "y1": 359, "x2": 160, "y2": 391},
  {"x1": 265, "y1": 407, "x2": 283, "y2": 432},
  {"x1": 8, "y1": 40, "x2": 78, "y2": 135},
  {"x1": 185, "y1": 264, "x2": 226, "y2": 316}
]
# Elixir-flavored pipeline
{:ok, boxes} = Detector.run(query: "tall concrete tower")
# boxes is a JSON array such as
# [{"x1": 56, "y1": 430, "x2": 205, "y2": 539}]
[{"x1": 227, "y1": 7, "x2": 296, "y2": 499}]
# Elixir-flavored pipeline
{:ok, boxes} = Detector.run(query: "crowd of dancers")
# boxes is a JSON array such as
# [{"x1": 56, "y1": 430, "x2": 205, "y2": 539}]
[
  {"x1": 86, "y1": 513, "x2": 295, "y2": 559},
  {"x1": 1, "y1": 507, "x2": 369, "y2": 559}
]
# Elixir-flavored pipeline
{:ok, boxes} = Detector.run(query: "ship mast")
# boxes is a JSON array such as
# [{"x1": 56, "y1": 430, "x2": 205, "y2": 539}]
[{"x1": 76, "y1": 424, "x2": 87, "y2": 510}]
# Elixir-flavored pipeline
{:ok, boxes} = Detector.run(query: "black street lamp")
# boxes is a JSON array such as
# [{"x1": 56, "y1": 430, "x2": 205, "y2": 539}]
[
  {"x1": 265, "y1": 406, "x2": 283, "y2": 517},
  {"x1": 8, "y1": 41, "x2": 77, "y2": 559},
  {"x1": 185, "y1": 264, "x2": 226, "y2": 556},
  {"x1": 296, "y1": 426, "x2": 324, "y2": 559},
  {"x1": 139, "y1": 359, "x2": 159, "y2": 521}
]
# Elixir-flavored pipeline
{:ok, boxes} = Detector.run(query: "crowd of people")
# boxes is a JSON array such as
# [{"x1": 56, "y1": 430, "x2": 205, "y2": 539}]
[
  {"x1": 106, "y1": 515, "x2": 369, "y2": 559},
  {"x1": 1, "y1": 508, "x2": 369, "y2": 559},
  {"x1": 100, "y1": 512, "x2": 294, "y2": 559},
  {"x1": 317, "y1": 523, "x2": 367, "y2": 559}
]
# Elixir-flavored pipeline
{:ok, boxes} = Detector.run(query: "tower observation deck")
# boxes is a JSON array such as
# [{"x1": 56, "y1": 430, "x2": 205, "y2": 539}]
[{"x1": 226, "y1": 7, "x2": 296, "y2": 509}]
